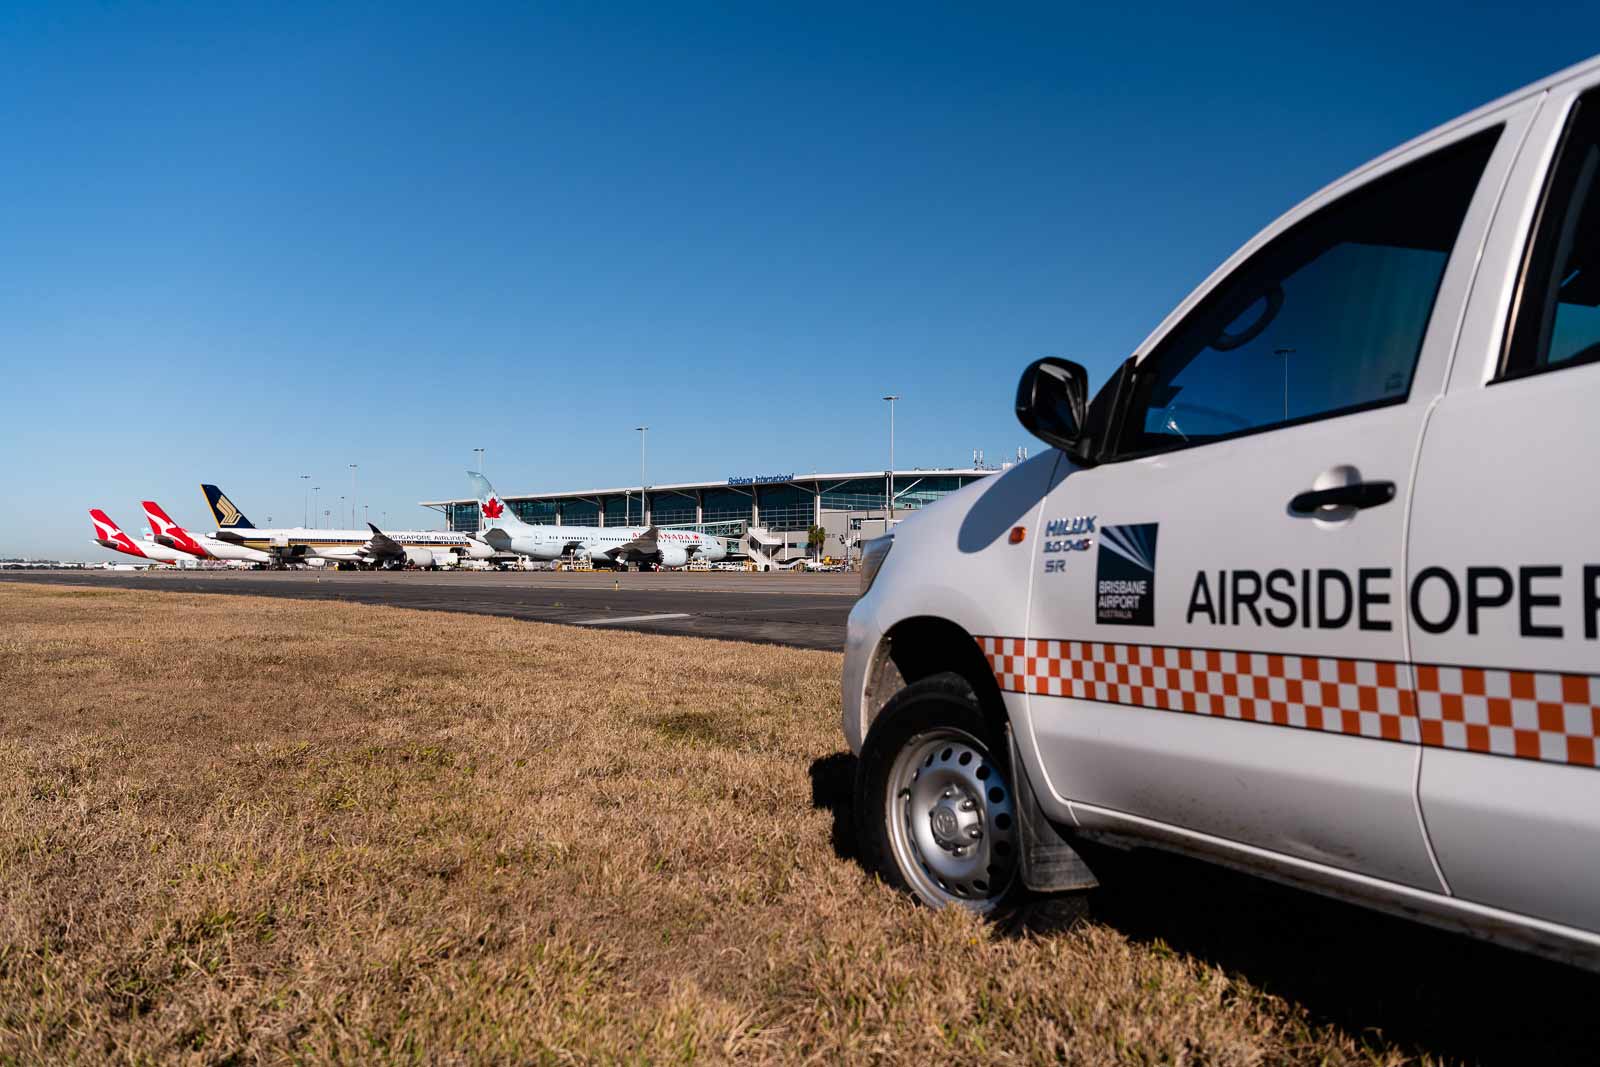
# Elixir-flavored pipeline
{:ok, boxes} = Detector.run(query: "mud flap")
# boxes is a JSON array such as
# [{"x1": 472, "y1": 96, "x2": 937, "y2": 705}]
[{"x1": 1007, "y1": 725, "x2": 1098, "y2": 893}]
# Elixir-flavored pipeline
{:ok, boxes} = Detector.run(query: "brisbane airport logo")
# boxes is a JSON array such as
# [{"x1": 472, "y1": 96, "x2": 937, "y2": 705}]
[{"x1": 1096, "y1": 523, "x2": 1159, "y2": 626}]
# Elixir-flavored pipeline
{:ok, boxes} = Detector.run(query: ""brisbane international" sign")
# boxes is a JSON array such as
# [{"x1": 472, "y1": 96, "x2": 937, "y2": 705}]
[{"x1": 726, "y1": 473, "x2": 795, "y2": 487}]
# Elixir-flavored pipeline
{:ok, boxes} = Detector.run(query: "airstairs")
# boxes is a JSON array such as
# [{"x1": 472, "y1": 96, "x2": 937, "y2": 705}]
[{"x1": 742, "y1": 526, "x2": 786, "y2": 570}]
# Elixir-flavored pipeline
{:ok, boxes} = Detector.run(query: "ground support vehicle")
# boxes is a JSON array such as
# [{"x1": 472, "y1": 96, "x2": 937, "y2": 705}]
[{"x1": 846, "y1": 55, "x2": 1600, "y2": 969}]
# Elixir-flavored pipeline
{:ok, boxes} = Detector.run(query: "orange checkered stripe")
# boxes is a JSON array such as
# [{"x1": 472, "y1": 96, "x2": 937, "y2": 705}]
[{"x1": 976, "y1": 637, "x2": 1600, "y2": 769}]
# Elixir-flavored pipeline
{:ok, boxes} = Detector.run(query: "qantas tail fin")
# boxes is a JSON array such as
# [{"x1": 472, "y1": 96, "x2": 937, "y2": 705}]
[
  {"x1": 89, "y1": 509, "x2": 144, "y2": 557},
  {"x1": 468, "y1": 472, "x2": 526, "y2": 531},
  {"x1": 200, "y1": 484, "x2": 255, "y2": 529},
  {"x1": 142, "y1": 501, "x2": 207, "y2": 557}
]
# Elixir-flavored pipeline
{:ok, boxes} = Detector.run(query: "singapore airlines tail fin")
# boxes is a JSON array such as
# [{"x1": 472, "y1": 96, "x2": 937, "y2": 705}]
[
  {"x1": 468, "y1": 472, "x2": 529, "y2": 532},
  {"x1": 142, "y1": 501, "x2": 207, "y2": 557},
  {"x1": 201, "y1": 484, "x2": 256, "y2": 530}
]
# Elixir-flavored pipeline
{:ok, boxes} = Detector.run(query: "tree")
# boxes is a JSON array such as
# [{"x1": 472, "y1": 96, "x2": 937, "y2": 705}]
[{"x1": 806, "y1": 524, "x2": 827, "y2": 560}]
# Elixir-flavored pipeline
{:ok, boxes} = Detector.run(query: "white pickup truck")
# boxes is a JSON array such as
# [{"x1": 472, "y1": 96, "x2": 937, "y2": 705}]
[{"x1": 844, "y1": 54, "x2": 1600, "y2": 969}]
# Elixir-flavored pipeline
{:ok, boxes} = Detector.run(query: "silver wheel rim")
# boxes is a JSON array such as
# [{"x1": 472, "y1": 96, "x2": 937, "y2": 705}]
[{"x1": 885, "y1": 727, "x2": 1018, "y2": 911}]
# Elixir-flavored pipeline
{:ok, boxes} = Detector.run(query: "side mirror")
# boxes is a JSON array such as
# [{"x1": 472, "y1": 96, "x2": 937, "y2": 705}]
[{"x1": 1015, "y1": 357, "x2": 1090, "y2": 451}]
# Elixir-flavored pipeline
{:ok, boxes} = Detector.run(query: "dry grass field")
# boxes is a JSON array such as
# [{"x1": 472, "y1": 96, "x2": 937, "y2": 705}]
[{"x1": 1, "y1": 582, "x2": 1594, "y2": 1065}]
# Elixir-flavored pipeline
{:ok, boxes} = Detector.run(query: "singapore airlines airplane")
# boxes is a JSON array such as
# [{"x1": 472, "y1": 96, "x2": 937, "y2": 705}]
[
  {"x1": 201, "y1": 484, "x2": 493, "y2": 568},
  {"x1": 89, "y1": 509, "x2": 187, "y2": 565},
  {"x1": 142, "y1": 501, "x2": 273, "y2": 565},
  {"x1": 469, "y1": 473, "x2": 727, "y2": 569}
]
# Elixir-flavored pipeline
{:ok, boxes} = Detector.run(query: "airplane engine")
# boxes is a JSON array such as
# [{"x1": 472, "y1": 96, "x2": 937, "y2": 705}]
[
  {"x1": 403, "y1": 546, "x2": 438, "y2": 569},
  {"x1": 657, "y1": 545, "x2": 689, "y2": 569}
]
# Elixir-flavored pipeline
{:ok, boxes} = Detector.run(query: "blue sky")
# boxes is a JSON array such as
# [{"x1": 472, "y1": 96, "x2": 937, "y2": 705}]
[{"x1": 2, "y1": 3, "x2": 1596, "y2": 557}]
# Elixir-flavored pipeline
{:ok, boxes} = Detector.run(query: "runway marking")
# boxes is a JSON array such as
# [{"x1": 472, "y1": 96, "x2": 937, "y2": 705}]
[
  {"x1": 575, "y1": 612, "x2": 693, "y2": 626},
  {"x1": 698, "y1": 604, "x2": 851, "y2": 616}
]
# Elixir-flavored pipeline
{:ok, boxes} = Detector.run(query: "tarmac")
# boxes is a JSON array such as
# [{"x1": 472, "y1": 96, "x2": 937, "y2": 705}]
[{"x1": 0, "y1": 569, "x2": 858, "y2": 650}]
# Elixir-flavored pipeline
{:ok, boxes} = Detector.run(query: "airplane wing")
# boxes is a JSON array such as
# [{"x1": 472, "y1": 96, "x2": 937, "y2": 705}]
[
  {"x1": 210, "y1": 528, "x2": 311, "y2": 560},
  {"x1": 614, "y1": 526, "x2": 659, "y2": 561},
  {"x1": 363, "y1": 523, "x2": 406, "y2": 560}
]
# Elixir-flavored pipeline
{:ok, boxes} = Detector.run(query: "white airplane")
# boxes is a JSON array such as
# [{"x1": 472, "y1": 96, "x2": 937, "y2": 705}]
[
  {"x1": 89, "y1": 509, "x2": 187, "y2": 566},
  {"x1": 469, "y1": 473, "x2": 727, "y2": 569},
  {"x1": 201, "y1": 484, "x2": 492, "y2": 569},
  {"x1": 142, "y1": 500, "x2": 273, "y2": 565}
]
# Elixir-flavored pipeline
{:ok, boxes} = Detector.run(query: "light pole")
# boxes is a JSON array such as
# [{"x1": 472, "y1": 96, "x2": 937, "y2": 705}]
[
  {"x1": 882, "y1": 395, "x2": 900, "y2": 518},
  {"x1": 473, "y1": 448, "x2": 485, "y2": 474},
  {"x1": 300, "y1": 474, "x2": 310, "y2": 528},
  {"x1": 313, "y1": 487, "x2": 321, "y2": 529},
  {"x1": 339, "y1": 496, "x2": 345, "y2": 529},
  {"x1": 636, "y1": 425, "x2": 648, "y2": 526},
  {"x1": 349, "y1": 464, "x2": 358, "y2": 528}
]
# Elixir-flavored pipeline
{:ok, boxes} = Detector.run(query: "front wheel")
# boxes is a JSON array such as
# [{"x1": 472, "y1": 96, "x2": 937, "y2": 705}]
[{"x1": 855, "y1": 674, "x2": 1021, "y2": 914}]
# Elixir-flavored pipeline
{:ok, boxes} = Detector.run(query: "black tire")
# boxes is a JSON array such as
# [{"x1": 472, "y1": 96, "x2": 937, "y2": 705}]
[{"x1": 855, "y1": 672, "x2": 1025, "y2": 915}]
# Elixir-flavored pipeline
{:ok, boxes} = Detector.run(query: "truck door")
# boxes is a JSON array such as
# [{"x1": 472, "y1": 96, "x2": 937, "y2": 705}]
[
  {"x1": 1016, "y1": 115, "x2": 1523, "y2": 888},
  {"x1": 1411, "y1": 84, "x2": 1600, "y2": 933}
]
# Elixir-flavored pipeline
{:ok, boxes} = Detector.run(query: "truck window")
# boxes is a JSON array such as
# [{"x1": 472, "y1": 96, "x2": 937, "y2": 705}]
[
  {"x1": 1503, "y1": 90, "x2": 1600, "y2": 379},
  {"x1": 1116, "y1": 128, "x2": 1500, "y2": 456}
]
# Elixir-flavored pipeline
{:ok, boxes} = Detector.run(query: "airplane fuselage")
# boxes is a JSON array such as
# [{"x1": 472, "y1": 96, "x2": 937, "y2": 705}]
[
  {"x1": 484, "y1": 522, "x2": 726, "y2": 567},
  {"x1": 216, "y1": 527, "x2": 492, "y2": 565},
  {"x1": 191, "y1": 533, "x2": 273, "y2": 564},
  {"x1": 467, "y1": 475, "x2": 727, "y2": 569},
  {"x1": 93, "y1": 535, "x2": 188, "y2": 565}
]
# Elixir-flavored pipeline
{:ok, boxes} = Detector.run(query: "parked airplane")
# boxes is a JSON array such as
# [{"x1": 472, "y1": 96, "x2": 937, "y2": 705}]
[
  {"x1": 200, "y1": 484, "x2": 493, "y2": 568},
  {"x1": 469, "y1": 473, "x2": 727, "y2": 569},
  {"x1": 88, "y1": 509, "x2": 187, "y2": 565},
  {"x1": 142, "y1": 501, "x2": 273, "y2": 565}
]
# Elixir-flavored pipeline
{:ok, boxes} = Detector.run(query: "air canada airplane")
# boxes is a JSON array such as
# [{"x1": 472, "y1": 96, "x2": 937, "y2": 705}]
[
  {"x1": 469, "y1": 473, "x2": 727, "y2": 569},
  {"x1": 201, "y1": 484, "x2": 494, "y2": 568},
  {"x1": 142, "y1": 501, "x2": 273, "y2": 565},
  {"x1": 89, "y1": 509, "x2": 186, "y2": 565}
]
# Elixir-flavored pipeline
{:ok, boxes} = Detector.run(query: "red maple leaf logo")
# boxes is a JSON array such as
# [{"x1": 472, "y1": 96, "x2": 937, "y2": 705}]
[{"x1": 481, "y1": 496, "x2": 505, "y2": 519}]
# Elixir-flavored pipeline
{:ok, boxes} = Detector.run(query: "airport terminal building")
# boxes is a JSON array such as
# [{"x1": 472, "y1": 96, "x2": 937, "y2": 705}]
[{"x1": 421, "y1": 469, "x2": 995, "y2": 565}]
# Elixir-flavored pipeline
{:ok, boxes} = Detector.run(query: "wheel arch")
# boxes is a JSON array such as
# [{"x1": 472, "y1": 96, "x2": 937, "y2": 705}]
[{"x1": 864, "y1": 615, "x2": 1007, "y2": 743}]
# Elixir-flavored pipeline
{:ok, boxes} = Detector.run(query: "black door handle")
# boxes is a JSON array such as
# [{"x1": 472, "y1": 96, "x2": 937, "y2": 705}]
[{"x1": 1289, "y1": 480, "x2": 1396, "y2": 515}]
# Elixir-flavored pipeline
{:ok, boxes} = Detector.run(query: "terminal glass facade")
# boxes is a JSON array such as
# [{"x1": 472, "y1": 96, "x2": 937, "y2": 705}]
[
  {"x1": 427, "y1": 471, "x2": 993, "y2": 544},
  {"x1": 515, "y1": 499, "x2": 558, "y2": 524},
  {"x1": 700, "y1": 487, "x2": 753, "y2": 526},
  {"x1": 649, "y1": 492, "x2": 698, "y2": 526},
  {"x1": 818, "y1": 478, "x2": 888, "y2": 512},
  {"x1": 754, "y1": 483, "x2": 813, "y2": 530},
  {"x1": 562, "y1": 500, "x2": 599, "y2": 527},
  {"x1": 893, "y1": 475, "x2": 969, "y2": 511}
]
